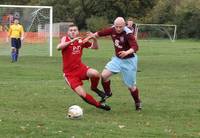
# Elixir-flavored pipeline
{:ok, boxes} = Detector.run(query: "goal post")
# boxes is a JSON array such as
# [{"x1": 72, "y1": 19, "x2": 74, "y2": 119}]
[
  {"x1": 0, "y1": 5, "x2": 53, "y2": 56},
  {"x1": 135, "y1": 23, "x2": 177, "y2": 42}
]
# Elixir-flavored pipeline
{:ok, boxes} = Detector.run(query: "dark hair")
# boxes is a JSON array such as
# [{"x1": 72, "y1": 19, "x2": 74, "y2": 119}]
[
  {"x1": 127, "y1": 17, "x2": 134, "y2": 22},
  {"x1": 67, "y1": 24, "x2": 78, "y2": 31},
  {"x1": 68, "y1": 24, "x2": 78, "y2": 28},
  {"x1": 14, "y1": 18, "x2": 19, "y2": 21}
]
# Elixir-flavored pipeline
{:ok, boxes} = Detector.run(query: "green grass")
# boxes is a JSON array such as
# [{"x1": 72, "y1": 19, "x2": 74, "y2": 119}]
[{"x1": 0, "y1": 39, "x2": 200, "y2": 138}]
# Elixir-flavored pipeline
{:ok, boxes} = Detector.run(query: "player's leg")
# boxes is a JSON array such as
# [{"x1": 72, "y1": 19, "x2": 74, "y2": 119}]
[
  {"x1": 87, "y1": 68, "x2": 105, "y2": 98},
  {"x1": 101, "y1": 69, "x2": 113, "y2": 98},
  {"x1": 10, "y1": 38, "x2": 17, "y2": 62},
  {"x1": 11, "y1": 47, "x2": 16, "y2": 62},
  {"x1": 15, "y1": 38, "x2": 21, "y2": 61},
  {"x1": 74, "y1": 85, "x2": 99, "y2": 107},
  {"x1": 74, "y1": 86, "x2": 110, "y2": 111},
  {"x1": 101, "y1": 57, "x2": 121, "y2": 101},
  {"x1": 63, "y1": 73, "x2": 111, "y2": 111},
  {"x1": 128, "y1": 86, "x2": 142, "y2": 111},
  {"x1": 121, "y1": 56, "x2": 142, "y2": 111}
]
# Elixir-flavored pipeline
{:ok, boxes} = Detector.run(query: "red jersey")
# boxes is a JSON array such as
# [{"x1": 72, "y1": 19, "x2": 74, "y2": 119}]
[
  {"x1": 97, "y1": 27, "x2": 138, "y2": 59},
  {"x1": 61, "y1": 36, "x2": 91, "y2": 73}
]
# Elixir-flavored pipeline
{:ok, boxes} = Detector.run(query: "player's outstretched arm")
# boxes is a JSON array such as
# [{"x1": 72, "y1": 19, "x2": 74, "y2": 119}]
[
  {"x1": 84, "y1": 32, "x2": 99, "y2": 39},
  {"x1": 83, "y1": 32, "x2": 99, "y2": 49},
  {"x1": 21, "y1": 25, "x2": 25, "y2": 41},
  {"x1": 57, "y1": 37, "x2": 81, "y2": 50}
]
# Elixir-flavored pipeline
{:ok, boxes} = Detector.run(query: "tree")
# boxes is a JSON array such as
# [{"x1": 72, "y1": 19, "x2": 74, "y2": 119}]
[
  {"x1": 175, "y1": 0, "x2": 200, "y2": 38},
  {"x1": 144, "y1": 0, "x2": 176, "y2": 24},
  {"x1": 86, "y1": 16, "x2": 109, "y2": 32}
]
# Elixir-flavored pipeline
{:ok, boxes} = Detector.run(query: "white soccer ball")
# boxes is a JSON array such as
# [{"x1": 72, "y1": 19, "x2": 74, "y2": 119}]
[{"x1": 67, "y1": 105, "x2": 83, "y2": 119}]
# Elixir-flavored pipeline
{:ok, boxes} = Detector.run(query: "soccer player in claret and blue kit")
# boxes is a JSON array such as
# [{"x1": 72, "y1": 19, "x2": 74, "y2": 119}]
[
  {"x1": 127, "y1": 18, "x2": 138, "y2": 40},
  {"x1": 57, "y1": 24, "x2": 111, "y2": 111},
  {"x1": 91, "y1": 17, "x2": 142, "y2": 111}
]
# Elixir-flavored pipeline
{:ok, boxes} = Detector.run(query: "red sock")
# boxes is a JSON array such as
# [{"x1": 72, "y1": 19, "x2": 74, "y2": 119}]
[
  {"x1": 129, "y1": 88, "x2": 140, "y2": 103},
  {"x1": 90, "y1": 76, "x2": 99, "y2": 90},
  {"x1": 102, "y1": 80, "x2": 111, "y2": 96},
  {"x1": 81, "y1": 93, "x2": 100, "y2": 107}
]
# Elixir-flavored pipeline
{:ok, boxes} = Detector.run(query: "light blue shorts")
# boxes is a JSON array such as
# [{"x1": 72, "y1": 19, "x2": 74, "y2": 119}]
[{"x1": 105, "y1": 55, "x2": 138, "y2": 88}]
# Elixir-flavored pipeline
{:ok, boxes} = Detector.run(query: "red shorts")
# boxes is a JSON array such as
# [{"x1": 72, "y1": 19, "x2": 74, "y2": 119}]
[{"x1": 63, "y1": 64, "x2": 90, "y2": 90}]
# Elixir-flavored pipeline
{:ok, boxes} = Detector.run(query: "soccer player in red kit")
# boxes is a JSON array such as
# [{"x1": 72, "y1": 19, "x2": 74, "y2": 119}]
[
  {"x1": 57, "y1": 24, "x2": 110, "y2": 111},
  {"x1": 90, "y1": 17, "x2": 142, "y2": 111}
]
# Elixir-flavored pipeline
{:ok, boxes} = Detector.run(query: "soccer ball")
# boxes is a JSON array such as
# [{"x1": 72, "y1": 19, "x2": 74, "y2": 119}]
[{"x1": 67, "y1": 105, "x2": 83, "y2": 119}]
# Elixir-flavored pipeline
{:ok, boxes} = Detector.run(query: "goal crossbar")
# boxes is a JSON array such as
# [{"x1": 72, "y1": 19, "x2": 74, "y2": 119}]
[{"x1": 136, "y1": 23, "x2": 177, "y2": 42}]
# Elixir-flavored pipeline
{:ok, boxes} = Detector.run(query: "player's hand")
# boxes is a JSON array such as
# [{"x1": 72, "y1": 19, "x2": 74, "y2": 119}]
[
  {"x1": 86, "y1": 32, "x2": 96, "y2": 39},
  {"x1": 86, "y1": 32, "x2": 93, "y2": 37},
  {"x1": 21, "y1": 37, "x2": 24, "y2": 41},
  {"x1": 72, "y1": 37, "x2": 81, "y2": 42},
  {"x1": 118, "y1": 51, "x2": 128, "y2": 58},
  {"x1": 82, "y1": 36, "x2": 93, "y2": 44},
  {"x1": 82, "y1": 37, "x2": 89, "y2": 44}
]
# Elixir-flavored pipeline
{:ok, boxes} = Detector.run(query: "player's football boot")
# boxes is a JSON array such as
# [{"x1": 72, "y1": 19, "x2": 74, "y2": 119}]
[
  {"x1": 100, "y1": 93, "x2": 112, "y2": 103},
  {"x1": 135, "y1": 101, "x2": 142, "y2": 111},
  {"x1": 91, "y1": 88, "x2": 106, "y2": 98},
  {"x1": 98, "y1": 102, "x2": 111, "y2": 111}
]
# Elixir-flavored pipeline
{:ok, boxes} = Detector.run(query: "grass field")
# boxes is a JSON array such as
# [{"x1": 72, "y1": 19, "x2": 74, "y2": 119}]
[{"x1": 0, "y1": 39, "x2": 200, "y2": 138}]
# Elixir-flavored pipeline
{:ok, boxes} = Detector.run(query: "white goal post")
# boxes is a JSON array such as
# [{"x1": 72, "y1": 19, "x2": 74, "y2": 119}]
[
  {"x1": 0, "y1": 5, "x2": 53, "y2": 56},
  {"x1": 135, "y1": 23, "x2": 177, "y2": 42}
]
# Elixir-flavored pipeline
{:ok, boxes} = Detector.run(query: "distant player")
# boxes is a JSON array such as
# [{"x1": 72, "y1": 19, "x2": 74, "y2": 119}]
[
  {"x1": 57, "y1": 24, "x2": 110, "y2": 111},
  {"x1": 8, "y1": 18, "x2": 24, "y2": 62},
  {"x1": 127, "y1": 18, "x2": 138, "y2": 40},
  {"x1": 90, "y1": 17, "x2": 142, "y2": 111}
]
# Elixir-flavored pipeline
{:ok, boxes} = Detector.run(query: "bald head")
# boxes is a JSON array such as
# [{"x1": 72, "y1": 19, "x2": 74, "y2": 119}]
[
  {"x1": 114, "y1": 17, "x2": 125, "y2": 25},
  {"x1": 114, "y1": 17, "x2": 125, "y2": 34}
]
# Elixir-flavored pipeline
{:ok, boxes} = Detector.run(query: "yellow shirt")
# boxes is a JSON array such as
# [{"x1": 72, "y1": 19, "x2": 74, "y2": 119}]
[{"x1": 8, "y1": 24, "x2": 24, "y2": 38}]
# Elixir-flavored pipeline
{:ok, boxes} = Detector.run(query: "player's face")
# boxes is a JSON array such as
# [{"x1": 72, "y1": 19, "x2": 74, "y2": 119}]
[
  {"x1": 68, "y1": 26, "x2": 79, "y2": 39},
  {"x1": 114, "y1": 22, "x2": 125, "y2": 34},
  {"x1": 14, "y1": 19, "x2": 19, "y2": 24},
  {"x1": 127, "y1": 21, "x2": 133, "y2": 27}
]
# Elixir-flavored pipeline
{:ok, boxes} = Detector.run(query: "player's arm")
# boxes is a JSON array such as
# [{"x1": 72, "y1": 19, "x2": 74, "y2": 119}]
[
  {"x1": 90, "y1": 37, "x2": 99, "y2": 49},
  {"x1": 118, "y1": 34, "x2": 138, "y2": 58},
  {"x1": 57, "y1": 37, "x2": 81, "y2": 50},
  {"x1": 83, "y1": 32, "x2": 99, "y2": 49},
  {"x1": 118, "y1": 48, "x2": 135, "y2": 58},
  {"x1": 97, "y1": 27, "x2": 113, "y2": 37},
  {"x1": 88, "y1": 27, "x2": 113, "y2": 39},
  {"x1": 20, "y1": 25, "x2": 25, "y2": 41}
]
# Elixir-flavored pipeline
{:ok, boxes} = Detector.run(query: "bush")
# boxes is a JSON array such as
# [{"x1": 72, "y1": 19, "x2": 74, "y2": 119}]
[{"x1": 86, "y1": 16, "x2": 109, "y2": 32}]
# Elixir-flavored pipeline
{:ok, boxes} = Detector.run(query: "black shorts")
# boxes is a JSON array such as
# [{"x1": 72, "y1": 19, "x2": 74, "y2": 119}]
[{"x1": 11, "y1": 38, "x2": 21, "y2": 49}]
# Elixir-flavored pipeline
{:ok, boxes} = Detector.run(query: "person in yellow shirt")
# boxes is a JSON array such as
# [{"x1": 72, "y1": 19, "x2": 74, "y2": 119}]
[{"x1": 8, "y1": 18, "x2": 24, "y2": 62}]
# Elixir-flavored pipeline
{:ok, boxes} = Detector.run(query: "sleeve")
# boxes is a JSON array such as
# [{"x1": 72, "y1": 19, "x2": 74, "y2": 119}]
[
  {"x1": 97, "y1": 27, "x2": 113, "y2": 37},
  {"x1": 61, "y1": 36, "x2": 67, "y2": 43},
  {"x1": 127, "y1": 33, "x2": 139, "y2": 52},
  {"x1": 82, "y1": 41, "x2": 92, "y2": 48},
  {"x1": 21, "y1": 25, "x2": 24, "y2": 33}
]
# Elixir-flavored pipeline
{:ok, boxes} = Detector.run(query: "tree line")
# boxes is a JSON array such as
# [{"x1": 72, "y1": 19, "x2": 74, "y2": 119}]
[{"x1": 1, "y1": 0, "x2": 200, "y2": 39}]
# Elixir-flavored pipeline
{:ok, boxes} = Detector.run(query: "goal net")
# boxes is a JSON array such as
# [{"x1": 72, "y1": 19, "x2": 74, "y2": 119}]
[
  {"x1": 0, "y1": 5, "x2": 53, "y2": 56},
  {"x1": 135, "y1": 24, "x2": 177, "y2": 42}
]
